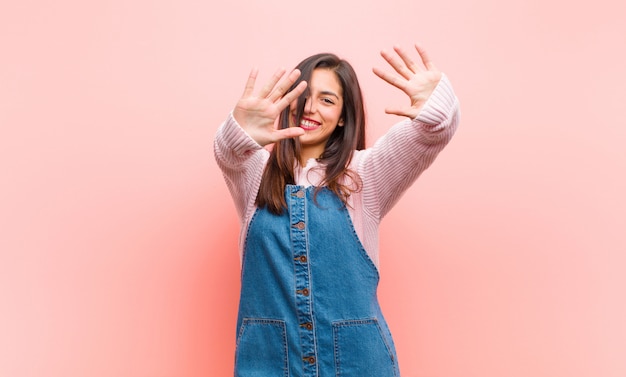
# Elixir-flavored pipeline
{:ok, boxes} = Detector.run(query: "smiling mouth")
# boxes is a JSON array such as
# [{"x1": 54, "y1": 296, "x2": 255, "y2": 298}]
[{"x1": 297, "y1": 118, "x2": 321, "y2": 131}]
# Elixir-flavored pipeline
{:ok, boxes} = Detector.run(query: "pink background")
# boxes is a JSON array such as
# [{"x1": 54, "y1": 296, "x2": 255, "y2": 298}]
[{"x1": 2, "y1": 0, "x2": 625, "y2": 376}]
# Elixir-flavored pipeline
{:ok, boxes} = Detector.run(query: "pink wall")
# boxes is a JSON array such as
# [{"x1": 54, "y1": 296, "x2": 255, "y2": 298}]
[{"x1": 2, "y1": 0, "x2": 625, "y2": 376}]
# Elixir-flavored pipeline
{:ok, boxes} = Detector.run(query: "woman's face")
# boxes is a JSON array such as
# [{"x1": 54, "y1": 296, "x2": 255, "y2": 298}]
[{"x1": 290, "y1": 68, "x2": 344, "y2": 160}]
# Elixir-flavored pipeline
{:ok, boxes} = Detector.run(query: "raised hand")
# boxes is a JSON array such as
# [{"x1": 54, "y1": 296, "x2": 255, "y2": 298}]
[
  {"x1": 372, "y1": 44, "x2": 442, "y2": 119},
  {"x1": 233, "y1": 68, "x2": 307, "y2": 146}
]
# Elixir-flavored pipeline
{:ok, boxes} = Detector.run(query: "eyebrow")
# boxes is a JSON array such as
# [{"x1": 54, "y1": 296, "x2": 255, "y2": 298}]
[{"x1": 317, "y1": 90, "x2": 340, "y2": 99}]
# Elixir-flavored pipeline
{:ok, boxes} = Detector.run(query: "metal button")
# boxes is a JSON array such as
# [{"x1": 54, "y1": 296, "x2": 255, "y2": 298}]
[
  {"x1": 291, "y1": 190, "x2": 305, "y2": 198},
  {"x1": 293, "y1": 221, "x2": 305, "y2": 230},
  {"x1": 295, "y1": 255, "x2": 307, "y2": 263},
  {"x1": 296, "y1": 288, "x2": 310, "y2": 296},
  {"x1": 303, "y1": 356, "x2": 316, "y2": 364},
  {"x1": 300, "y1": 322, "x2": 313, "y2": 330}
]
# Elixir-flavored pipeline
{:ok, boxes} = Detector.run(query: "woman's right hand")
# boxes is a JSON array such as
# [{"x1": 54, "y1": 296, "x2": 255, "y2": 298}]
[{"x1": 232, "y1": 68, "x2": 307, "y2": 146}]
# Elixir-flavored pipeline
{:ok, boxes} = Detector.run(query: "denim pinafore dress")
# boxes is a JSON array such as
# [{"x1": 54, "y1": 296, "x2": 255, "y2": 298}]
[{"x1": 235, "y1": 185, "x2": 400, "y2": 377}]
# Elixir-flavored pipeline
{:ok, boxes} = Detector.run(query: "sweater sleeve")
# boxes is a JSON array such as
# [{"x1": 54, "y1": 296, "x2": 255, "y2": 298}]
[
  {"x1": 357, "y1": 73, "x2": 460, "y2": 220},
  {"x1": 213, "y1": 112, "x2": 269, "y2": 220}
]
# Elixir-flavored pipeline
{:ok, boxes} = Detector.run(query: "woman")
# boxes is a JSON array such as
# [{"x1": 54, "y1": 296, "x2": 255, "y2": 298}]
[{"x1": 214, "y1": 44, "x2": 460, "y2": 377}]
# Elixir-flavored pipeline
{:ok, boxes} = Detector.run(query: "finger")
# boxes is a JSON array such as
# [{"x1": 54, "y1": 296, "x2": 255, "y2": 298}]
[
  {"x1": 384, "y1": 106, "x2": 418, "y2": 119},
  {"x1": 268, "y1": 68, "x2": 302, "y2": 102},
  {"x1": 258, "y1": 67, "x2": 287, "y2": 98},
  {"x1": 380, "y1": 48, "x2": 414, "y2": 80},
  {"x1": 372, "y1": 66, "x2": 407, "y2": 92},
  {"x1": 242, "y1": 68, "x2": 259, "y2": 97},
  {"x1": 272, "y1": 126, "x2": 305, "y2": 142},
  {"x1": 384, "y1": 106, "x2": 403, "y2": 116},
  {"x1": 275, "y1": 80, "x2": 307, "y2": 111},
  {"x1": 393, "y1": 45, "x2": 422, "y2": 74},
  {"x1": 414, "y1": 44, "x2": 438, "y2": 71}
]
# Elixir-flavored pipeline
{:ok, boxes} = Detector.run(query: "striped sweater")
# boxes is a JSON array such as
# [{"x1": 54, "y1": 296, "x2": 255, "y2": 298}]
[{"x1": 214, "y1": 73, "x2": 460, "y2": 269}]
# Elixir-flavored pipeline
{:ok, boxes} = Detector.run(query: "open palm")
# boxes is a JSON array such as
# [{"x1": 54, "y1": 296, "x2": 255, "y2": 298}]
[
  {"x1": 233, "y1": 68, "x2": 307, "y2": 146},
  {"x1": 373, "y1": 44, "x2": 442, "y2": 119}
]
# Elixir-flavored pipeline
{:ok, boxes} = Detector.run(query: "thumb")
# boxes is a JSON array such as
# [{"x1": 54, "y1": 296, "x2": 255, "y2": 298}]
[
  {"x1": 273, "y1": 126, "x2": 305, "y2": 141},
  {"x1": 385, "y1": 106, "x2": 419, "y2": 119}
]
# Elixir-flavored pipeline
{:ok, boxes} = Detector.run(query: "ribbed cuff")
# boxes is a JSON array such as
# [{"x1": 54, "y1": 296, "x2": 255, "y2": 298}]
[
  {"x1": 218, "y1": 112, "x2": 264, "y2": 156},
  {"x1": 414, "y1": 73, "x2": 458, "y2": 127}
]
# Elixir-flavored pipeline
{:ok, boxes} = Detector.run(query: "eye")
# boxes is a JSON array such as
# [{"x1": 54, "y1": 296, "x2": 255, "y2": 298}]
[{"x1": 321, "y1": 97, "x2": 335, "y2": 105}]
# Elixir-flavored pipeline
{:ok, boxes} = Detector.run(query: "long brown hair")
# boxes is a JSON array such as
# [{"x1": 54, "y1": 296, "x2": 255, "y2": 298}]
[{"x1": 256, "y1": 53, "x2": 367, "y2": 214}]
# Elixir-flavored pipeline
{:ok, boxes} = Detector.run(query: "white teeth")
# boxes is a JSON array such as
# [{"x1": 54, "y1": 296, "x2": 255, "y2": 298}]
[{"x1": 301, "y1": 119, "x2": 318, "y2": 127}]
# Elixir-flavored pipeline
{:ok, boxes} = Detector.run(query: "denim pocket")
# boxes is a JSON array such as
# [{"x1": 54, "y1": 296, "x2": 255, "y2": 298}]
[
  {"x1": 235, "y1": 318, "x2": 289, "y2": 377},
  {"x1": 333, "y1": 318, "x2": 397, "y2": 377}
]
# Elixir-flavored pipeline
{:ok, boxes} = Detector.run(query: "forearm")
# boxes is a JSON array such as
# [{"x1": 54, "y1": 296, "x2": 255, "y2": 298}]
[
  {"x1": 214, "y1": 112, "x2": 268, "y2": 219},
  {"x1": 360, "y1": 74, "x2": 460, "y2": 218}
]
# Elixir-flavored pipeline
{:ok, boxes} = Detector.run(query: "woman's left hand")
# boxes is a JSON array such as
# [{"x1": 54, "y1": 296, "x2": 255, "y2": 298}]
[{"x1": 373, "y1": 44, "x2": 442, "y2": 119}]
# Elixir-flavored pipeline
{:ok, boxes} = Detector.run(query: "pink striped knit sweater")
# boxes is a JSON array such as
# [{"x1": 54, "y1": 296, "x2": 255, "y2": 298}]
[{"x1": 214, "y1": 74, "x2": 460, "y2": 269}]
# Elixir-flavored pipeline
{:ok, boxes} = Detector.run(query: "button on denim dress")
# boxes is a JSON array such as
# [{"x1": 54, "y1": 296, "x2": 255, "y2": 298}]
[{"x1": 235, "y1": 185, "x2": 400, "y2": 377}]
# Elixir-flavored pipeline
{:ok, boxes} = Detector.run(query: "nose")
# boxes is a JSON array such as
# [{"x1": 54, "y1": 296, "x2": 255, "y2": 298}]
[{"x1": 304, "y1": 96, "x2": 316, "y2": 114}]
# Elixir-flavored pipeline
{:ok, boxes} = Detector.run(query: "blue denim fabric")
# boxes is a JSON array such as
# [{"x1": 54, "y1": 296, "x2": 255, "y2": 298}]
[{"x1": 235, "y1": 185, "x2": 399, "y2": 377}]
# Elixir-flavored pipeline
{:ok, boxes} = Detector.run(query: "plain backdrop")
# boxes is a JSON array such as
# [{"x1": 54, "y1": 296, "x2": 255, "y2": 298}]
[{"x1": 1, "y1": 0, "x2": 625, "y2": 376}]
